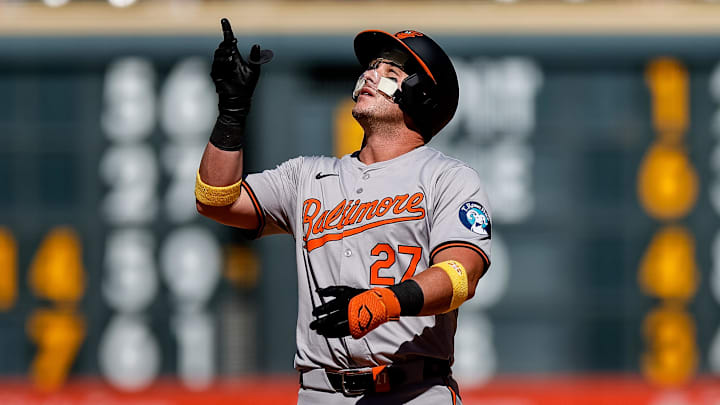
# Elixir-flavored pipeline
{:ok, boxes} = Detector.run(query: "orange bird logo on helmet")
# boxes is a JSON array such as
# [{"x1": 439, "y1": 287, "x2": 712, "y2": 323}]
[{"x1": 395, "y1": 30, "x2": 424, "y2": 39}]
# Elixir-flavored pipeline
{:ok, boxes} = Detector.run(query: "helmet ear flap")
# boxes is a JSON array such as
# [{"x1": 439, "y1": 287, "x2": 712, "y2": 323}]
[{"x1": 397, "y1": 74, "x2": 438, "y2": 139}]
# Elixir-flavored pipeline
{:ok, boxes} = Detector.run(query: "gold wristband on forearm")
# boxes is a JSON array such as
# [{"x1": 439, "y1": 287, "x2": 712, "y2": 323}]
[
  {"x1": 435, "y1": 260, "x2": 469, "y2": 312},
  {"x1": 194, "y1": 171, "x2": 243, "y2": 206}
]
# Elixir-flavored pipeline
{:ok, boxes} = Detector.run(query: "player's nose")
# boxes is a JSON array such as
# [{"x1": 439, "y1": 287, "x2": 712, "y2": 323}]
[{"x1": 361, "y1": 68, "x2": 380, "y2": 86}]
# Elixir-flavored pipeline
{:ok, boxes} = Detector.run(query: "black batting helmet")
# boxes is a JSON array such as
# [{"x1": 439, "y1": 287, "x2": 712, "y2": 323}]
[{"x1": 354, "y1": 29, "x2": 459, "y2": 139}]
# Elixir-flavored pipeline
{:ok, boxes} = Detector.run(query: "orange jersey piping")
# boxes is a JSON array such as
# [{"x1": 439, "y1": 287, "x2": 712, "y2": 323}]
[{"x1": 430, "y1": 240, "x2": 490, "y2": 269}]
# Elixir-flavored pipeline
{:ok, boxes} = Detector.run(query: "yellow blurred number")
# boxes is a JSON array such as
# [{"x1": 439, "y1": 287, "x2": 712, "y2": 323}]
[
  {"x1": 25, "y1": 226, "x2": 86, "y2": 391},
  {"x1": 642, "y1": 305, "x2": 697, "y2": 386},
  {"x1": 26, "y1": 309, "x2": 85, "y2": 392},
  {"x1": 29, "y1": 227, "x2": 85, "y2": 303},
  {"x1": 334, "y1": 99, "x2": 364, "y2": 158},
  {"x1": 0, "y1": 227, "x2": 17, "y2": 311},
  {"x1": 637, "y1": 143, "x2": 698, "y2": 220},
  {"x1": 639, "y1": 226, "x2": 698, "y2": 301},
  {"x1": 646, "y1": 58, "x2": 688, "y2": 141}
]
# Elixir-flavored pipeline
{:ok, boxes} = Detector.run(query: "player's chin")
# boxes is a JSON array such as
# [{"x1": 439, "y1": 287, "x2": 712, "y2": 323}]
[{"x1": 351, "y1": 104, "x2": 371, "y2": 120}]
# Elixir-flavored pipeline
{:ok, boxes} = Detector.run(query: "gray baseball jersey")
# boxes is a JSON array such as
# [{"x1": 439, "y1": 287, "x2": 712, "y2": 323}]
[{"x1": 243, "y1": 145, "x2": 492, "y2": 372}]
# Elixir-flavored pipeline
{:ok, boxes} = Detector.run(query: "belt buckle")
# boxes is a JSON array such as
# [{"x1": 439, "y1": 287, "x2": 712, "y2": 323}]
[{"x1": 340, "y1": 369, "x2": 372, "y2": 397}]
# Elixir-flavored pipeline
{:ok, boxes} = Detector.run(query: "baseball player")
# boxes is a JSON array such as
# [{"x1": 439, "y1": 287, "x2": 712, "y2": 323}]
[{"x1": 196, "y1": 19, "x2": 491, "y2": 405}]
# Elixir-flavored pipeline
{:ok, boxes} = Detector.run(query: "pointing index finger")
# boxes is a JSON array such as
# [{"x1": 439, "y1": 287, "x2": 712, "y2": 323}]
[{"x1": 220, "y1": 18, "x2": 235, "y2": 43}]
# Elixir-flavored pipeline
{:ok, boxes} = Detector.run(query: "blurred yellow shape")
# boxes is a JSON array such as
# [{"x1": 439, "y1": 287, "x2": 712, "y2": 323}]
[
  {"x1": 646, "y1": 58, "x2": 688, "y2": 140},
  {"x1": 637, "y1": 143, "x2": 698, "y2": 220},
  {"x1": 334, "y1": 99, "x2": 364, "y2": 158},
  {"x1": 639, "y1": 225, "x2": 698, "y2": 301},
  {"x1": 0, "y1": 227, "x2": 17, "y2": 311},
  {"x1": 26, "y1": 308, "x2": 85, "y2": 392},
  {"x1": 224, "y1": 245, "x2": 260, "y2": 289},
  {"x1": 642, "y1": 304, "x2": 697, "y2": 386},
  {"x1": 29, "y1": 227, "x2": 85, "y2": 303}
]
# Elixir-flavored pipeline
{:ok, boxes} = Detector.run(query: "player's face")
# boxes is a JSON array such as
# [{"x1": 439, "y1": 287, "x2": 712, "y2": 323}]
[{"x1": 352, "y1": 60, "x2": 408, "y2": 125}]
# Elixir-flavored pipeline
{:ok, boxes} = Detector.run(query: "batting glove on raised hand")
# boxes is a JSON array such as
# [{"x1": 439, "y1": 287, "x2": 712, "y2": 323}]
[
  {"x1": 211, "y1": 18, "x2": 273, "y2": 113},
  {"x1": 209, "y1": 18, "x2": 273, "y2": 150},
  {"x1": 310, "y1": 286, "x2": 401, "y2": 339}
]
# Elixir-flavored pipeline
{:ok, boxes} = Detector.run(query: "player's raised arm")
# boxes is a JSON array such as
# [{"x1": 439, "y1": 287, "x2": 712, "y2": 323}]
[{"x1": 196, "y1": 18, "x2": 273, "y2": 228}]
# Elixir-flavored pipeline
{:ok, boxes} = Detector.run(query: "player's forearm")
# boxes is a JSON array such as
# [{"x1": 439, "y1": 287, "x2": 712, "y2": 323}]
[
  {"x1": 195, "y1": 143, "x2": 245, "y2": 212},
  {"x1": 385, "y1": 248, "x2": 485, "y2": 318},
  {"x1": 408, "y1": 246, "x2": 487, "y2": 315},
  {"x1": 411, "y1": 264, "x2": 481, "y2": 316},
  {"x1": 312, "y1": 259, "x2": 483, "y2": 339},
  {"x1": 198, "y1": 143, "x2": 244, "y2": 186}
]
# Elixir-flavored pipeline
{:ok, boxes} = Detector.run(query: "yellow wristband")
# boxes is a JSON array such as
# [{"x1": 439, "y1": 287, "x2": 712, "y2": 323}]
[
  {"x1": 195, "y1": 172, "x2": 243, "y2": 206},
  {"x1": 434, "y1": 260, "x2": 468, "y2": 312}
]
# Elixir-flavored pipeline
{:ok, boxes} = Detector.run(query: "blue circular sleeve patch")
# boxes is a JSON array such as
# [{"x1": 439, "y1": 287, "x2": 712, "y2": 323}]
[{"x1": 459, "y1": 201, "x2": 491, "y2": 239}]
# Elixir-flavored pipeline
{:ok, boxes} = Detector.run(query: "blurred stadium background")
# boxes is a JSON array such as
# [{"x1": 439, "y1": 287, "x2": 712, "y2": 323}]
[{"x1": 1, "y1": 0, "x2": 720, "y2": 404}]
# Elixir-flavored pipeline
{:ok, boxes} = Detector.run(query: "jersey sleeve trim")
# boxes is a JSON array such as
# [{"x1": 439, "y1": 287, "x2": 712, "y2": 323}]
[
  {"x1": 430, "y1": 241, "x2": 490, "y2": 269},
  {"x1": 241, "y1": 181, "x2": 265, "y2": 239},
  {"x1": 442, "y1": 377, "x2": 458, "y2": 405}
]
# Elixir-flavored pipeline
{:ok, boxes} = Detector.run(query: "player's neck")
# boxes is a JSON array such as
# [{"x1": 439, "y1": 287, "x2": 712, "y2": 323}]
[{"x1": 358, "y1": 129, "x2": 425, "y2": 165}]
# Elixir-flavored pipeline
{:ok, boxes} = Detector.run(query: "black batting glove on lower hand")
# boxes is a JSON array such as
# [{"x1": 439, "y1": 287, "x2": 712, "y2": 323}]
[
  {"x1": 310, "y1": 286, "x2": 366, "y2": 338},
  {"x1": 209, "y1": 18, "x2": 273, "y2": 150}
]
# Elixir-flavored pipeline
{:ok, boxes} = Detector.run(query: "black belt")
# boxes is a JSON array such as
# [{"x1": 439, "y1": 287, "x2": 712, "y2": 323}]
[{"x1": 300, "y1": 358, "x2": 451, "y2": 397}]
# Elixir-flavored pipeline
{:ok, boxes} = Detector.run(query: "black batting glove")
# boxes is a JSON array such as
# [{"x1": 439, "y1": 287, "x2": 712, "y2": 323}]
[
  {"x1": 209, "y1": 18, "x2": 273, "y2": 151},
  {"x1": 310, "y1": 286, "x2": 366, "y2": 338},
  {"x1": 211, "y1": 18, "x2": 273, "y2": 113}
]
